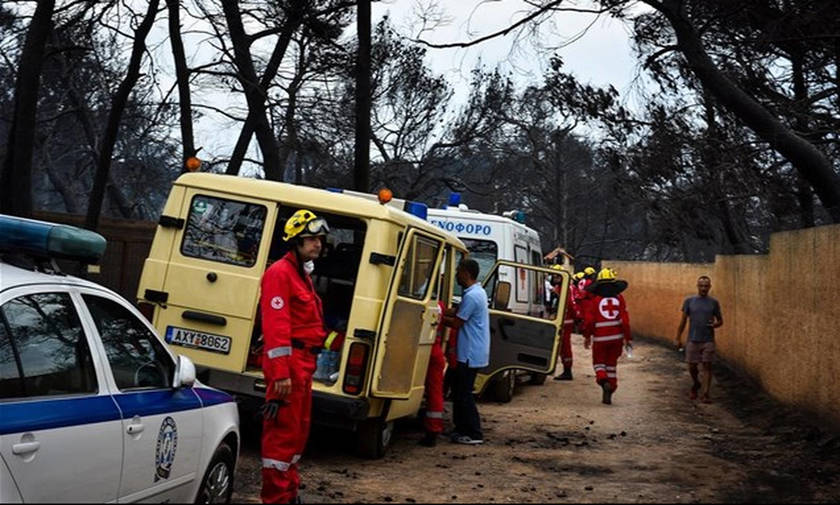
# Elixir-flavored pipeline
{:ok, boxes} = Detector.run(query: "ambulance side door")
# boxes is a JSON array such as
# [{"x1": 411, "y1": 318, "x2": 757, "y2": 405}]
[
  {"x1": 370, "y1": 229, "x2": 444, "y2": 399},
  {"x1": 474, "y1": 261, "x2": 570, "y2": 394}
]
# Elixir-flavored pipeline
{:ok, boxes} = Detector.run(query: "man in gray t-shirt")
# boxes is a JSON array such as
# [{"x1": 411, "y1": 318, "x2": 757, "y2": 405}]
[{"x1": 675, "y1": 276, "x2": 723, "y2": 403}]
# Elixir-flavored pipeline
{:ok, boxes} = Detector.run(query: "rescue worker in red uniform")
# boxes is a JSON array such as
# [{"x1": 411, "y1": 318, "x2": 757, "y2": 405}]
[
  {"x1": 420, "y1": 300, "x2": 447, "y2": 447},
  {"x1": 583, "y1": 268, "x2": 631, "y2": 405},
  {"x1": 259, "y1": 209, "x2": 329, "y2": 504},
  {"x1": 550, "y1": 265, "x2": 577, "y2": 381}
]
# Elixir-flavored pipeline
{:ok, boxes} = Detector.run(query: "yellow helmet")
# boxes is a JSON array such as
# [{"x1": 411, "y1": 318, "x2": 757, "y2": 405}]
[
  {"x1": 283, "y1": 209, "x2": 330, "y2": 241},
  {"x1": 573, "y1": 272, "x2": 585, "y2": 281},
  {"x1": 550, "y1": 264, "x2": 564, "y2": 271},
  {"x1": 584, "y1": 267, "x2": 596, "y2": 276},
  {"x1": 597, "y1": 267, "x2": 618, "y2": 282}
]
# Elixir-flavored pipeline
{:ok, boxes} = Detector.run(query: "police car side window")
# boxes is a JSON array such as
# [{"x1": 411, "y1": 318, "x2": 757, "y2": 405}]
[
  {"x1": 0, "y1": 293, "x2": 97, "y2": 398},
  {"x1": 0, "y1": 319, "x2": 25, "y2": 399},
  {"x1": 82, "y1": 295, "x2": 175, "y2": 391}
]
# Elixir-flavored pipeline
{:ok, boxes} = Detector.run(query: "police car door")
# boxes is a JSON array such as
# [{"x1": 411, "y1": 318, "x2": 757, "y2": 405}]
[
  {"x1": 370, "y1": 229, "x2": 443, "y2": 399},
  {"x1": 77, "y1": 291, "x2": 204, "y2": 503},
  {"x1": 0, "y1": 287, "x2": 123, "y2": 502},
  {"x1": 474, "y1": 261, "x2": 570, "y2": 393}
]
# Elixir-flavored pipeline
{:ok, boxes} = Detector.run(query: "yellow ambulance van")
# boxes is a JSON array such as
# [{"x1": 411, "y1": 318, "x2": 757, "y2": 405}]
[{"x1": 137, "y1": 173, "x2": 569, "y2": 457}]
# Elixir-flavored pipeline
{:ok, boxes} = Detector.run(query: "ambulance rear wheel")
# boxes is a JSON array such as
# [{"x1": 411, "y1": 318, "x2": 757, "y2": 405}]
[
  {"x1": 355, "y1": 418, "x2": 394, "y2": 459},
  {"x1": 492, "y1": 370, "x2": 515, "y2": 403}
]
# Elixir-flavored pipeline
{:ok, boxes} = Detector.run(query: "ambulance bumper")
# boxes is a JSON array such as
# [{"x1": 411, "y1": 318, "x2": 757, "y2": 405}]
[{"x1": 312, "y1": 391, "x2": 370, "y2": 427}]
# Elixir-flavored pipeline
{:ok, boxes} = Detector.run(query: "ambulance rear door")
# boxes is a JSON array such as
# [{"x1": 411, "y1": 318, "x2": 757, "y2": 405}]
[
  {"x1": 370, "y1": 228, "x2": 444, "y2": 400},
  {"x1": 475, "y1": 260, "x2": 570, "y2": 392},
  {"x1": 146, "y1": 189, "x2": 277, "y2": 374}
]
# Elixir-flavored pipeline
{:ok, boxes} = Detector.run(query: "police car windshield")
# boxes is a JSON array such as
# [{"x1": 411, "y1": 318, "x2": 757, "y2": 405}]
[{"x1": 455, "y1": 239, "x2": 498, "y2": 297}]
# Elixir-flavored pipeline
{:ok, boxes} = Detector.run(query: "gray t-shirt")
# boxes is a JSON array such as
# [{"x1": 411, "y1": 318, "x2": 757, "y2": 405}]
[{"x1": 682, "y1": 295, "x2": 722, "y2": 343}]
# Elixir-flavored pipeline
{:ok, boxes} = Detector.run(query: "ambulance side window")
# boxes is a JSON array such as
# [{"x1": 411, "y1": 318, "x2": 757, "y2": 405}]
[
  {"x1": 181, "y1": 195, "x2": 267, "y2": 267},
  {"x1": 83, "y1": 295, "x2": 175, "y2": 391},
  {"x1": 0, "y1": 293, "x2": 97, "y2": 399},
  {"x1": 398, "y1": 235, "x2": 441, "y2": 300}
]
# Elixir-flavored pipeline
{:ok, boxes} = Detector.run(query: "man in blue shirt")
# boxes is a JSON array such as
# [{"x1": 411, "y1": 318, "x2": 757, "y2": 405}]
[{"x1": 443, "y1": 258, "x2": 490, "y2": 445}]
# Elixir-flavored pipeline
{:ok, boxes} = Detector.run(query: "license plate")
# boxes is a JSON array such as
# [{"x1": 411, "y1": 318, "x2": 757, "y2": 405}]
[{"x1": 165, "y1": 326, "x2": 231, "y2": 355}]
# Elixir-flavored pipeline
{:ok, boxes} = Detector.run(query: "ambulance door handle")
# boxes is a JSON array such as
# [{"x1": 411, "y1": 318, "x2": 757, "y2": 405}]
[{"x1": 12, "y1": 441, "x2": 40, "y2": 455}]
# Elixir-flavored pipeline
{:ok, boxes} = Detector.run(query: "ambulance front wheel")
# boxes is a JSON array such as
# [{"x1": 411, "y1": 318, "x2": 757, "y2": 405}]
[
  {"x1": 529, "y1": 373, "x2": 548, "y2": 385},
  {"x1": 492, "y1": 369, "x2": 515, "y2": 403},
  {"x1": 355, "y1": 417, "x2": 394, "y2": 459}
]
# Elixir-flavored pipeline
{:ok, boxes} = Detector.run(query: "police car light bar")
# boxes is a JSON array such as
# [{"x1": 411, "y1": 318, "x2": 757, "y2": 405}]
[{"x1": 0, "y1": 214, "x2": 107, "y2": 264}]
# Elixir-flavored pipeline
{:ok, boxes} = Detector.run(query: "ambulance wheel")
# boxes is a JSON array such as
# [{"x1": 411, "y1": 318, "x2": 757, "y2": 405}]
[
  {"x1": 529, "y1": 373, "x2": 547, "y2": 385},
  {"x1": 195, "y1": 443, "x2": 234, "y2": 504},
  {"x1": 355, "y1": 418, "x2": 394, "y2": 459},
  {"x1": 492, "y1": 370, "x2": 515, "y2": 403}
]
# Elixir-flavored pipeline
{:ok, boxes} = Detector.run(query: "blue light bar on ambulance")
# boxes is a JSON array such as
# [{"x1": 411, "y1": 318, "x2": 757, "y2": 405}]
[
  {"x1": 448, "y1": 192, "x2": 461, "y2": 207},
  {"x1": 403, "y1": 201, "x2": 428, "y2": 220},
  {"x1": 0, "y1": 215, "x2": 107, "y2": 264}
]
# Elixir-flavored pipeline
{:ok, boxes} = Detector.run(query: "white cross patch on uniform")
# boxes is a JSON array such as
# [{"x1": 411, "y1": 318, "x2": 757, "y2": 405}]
[
  {"x1": 599, "y1": 297, "x2": 620, "y2": 319},
  {"x1": 270, "y1": 296, "x2": 285, "y2": 310}
]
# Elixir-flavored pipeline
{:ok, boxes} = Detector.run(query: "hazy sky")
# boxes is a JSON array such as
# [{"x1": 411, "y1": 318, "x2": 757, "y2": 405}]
[
  {"x1": 372, "y1": 1, "x2": 649, "y2": 111},
  {"x1": 187, "y1": 0, "x2": 649, "y2": 168}
]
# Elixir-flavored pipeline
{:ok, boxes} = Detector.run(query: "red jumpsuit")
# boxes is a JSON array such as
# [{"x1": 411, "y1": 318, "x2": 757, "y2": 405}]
[
  {"x1": 260, "y1": 251, "x2": 326, "y2": 504},
  {"x1": 423, "y1": 302, "x2": 447, "y2": 434},
  {"x1": 553, "y1": 284, "x2": 577, "y2": 371},
  {"x1": 583, "y1": 293, "x2": 631, "y2": 392}
]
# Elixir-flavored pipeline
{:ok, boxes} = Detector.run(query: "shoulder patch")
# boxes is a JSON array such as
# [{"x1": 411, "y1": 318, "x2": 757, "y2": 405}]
[{"x1": 270, "y1": 296, "x2": 285, "y2": 310}]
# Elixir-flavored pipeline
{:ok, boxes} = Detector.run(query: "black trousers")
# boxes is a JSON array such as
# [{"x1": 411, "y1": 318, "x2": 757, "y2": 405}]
[{"x1": 452, "y1": 362, "x2": 482, "y2": 440}]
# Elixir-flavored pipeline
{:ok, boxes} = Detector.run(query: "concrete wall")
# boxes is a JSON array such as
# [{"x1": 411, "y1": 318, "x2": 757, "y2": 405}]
[{"x1": 605, "y1": 223, "x2": 840, "y2": 427}]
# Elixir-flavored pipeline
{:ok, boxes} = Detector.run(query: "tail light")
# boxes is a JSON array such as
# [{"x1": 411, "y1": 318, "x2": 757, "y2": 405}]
[
  {"x1": 138, "y1": 302, "x2": 155, "y2": 323},
  {"x1": 342, "y1": 342, "x2": 369, "y2": 395}
]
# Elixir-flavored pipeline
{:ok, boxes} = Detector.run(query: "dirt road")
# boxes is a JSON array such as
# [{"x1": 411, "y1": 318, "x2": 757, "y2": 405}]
[{"x1": 232, "y1": 336, "x2": 840, "y2": 503}]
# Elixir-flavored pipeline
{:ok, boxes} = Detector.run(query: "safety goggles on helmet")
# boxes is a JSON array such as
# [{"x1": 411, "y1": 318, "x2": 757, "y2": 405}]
[
  {"x1": 283, "y1": 209, "x2": 330, "y2": 241},
  {"x1": 299, "y1": 217, "x2": 330, "y2": 238}
]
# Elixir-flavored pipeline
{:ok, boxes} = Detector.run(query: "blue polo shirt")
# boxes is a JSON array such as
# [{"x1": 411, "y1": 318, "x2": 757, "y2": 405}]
[{"x1": 456, "y1": 283, "x2": 490, "y2": 368}]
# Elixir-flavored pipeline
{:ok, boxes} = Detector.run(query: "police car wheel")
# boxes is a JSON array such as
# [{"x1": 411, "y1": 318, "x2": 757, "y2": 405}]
[{"x1": 195, "y1": 443, "x2": 235, "y2": 504}]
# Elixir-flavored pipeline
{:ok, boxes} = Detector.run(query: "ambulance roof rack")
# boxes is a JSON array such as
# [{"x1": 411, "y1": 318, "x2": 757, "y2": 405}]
[{"x1": 0, "y1": 215, "x2": 107, "y2": 271}]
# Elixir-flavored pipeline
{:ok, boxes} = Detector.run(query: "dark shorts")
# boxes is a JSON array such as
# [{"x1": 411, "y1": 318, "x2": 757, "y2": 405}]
[{"x1": 686, "y1": 341, "x2": 715, "y2": 363}]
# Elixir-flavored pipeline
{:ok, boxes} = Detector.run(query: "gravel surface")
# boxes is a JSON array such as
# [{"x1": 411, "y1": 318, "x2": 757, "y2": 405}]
[{"x1": 232, "y1": 335, "x2": 840, "y2": 503}]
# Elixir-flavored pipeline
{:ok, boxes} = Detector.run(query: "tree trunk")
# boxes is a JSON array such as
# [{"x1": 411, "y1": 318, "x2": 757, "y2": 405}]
[
  {"x1": 353, "y1": 0, "x2": 372, "y2": 192},
  {"x1": 790, "y1": 50, "x2": 815, "y2": 228},
  {"x1": 221, "y1": 1, "x2": 284, "y2": 180},
  {"x1": 651, "y1": 0, "x2": 840, "y2": 223},
  {"x1": 85, "y1": 0, "x2": 160, "y2": 230},
  {"x1": 167, "y1": 0, "x2": 195, "y2": 172},
  {"x1": 225, "y1": 3, "x2": 304, "y2": 176},
  {"x1": 0, "y1": 0, "x2": 56, "y2": 217}
]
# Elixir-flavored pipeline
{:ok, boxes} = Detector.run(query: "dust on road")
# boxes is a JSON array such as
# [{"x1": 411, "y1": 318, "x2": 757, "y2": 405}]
[{"x1": 233, "y1": 335, "x2": 840, "y2": 503}]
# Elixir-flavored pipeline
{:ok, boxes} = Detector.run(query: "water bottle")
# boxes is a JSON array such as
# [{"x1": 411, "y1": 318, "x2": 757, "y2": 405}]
[
  {"x1": 314, "y1": 351, "x2": 330, "y2": 380},
  {"x1": 624, "y1": 343, "x2": 634, "y2": 359}
]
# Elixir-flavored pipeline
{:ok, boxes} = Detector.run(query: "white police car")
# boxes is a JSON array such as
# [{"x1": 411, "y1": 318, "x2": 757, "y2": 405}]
[{"x1": 0, "y1": 215, "x2": 239, "y2": 503}]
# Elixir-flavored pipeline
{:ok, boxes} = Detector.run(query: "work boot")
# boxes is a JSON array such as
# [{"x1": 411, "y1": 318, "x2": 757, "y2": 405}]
[
  {"x1": 601, "y1": 381, "x2": 613, "y2": 405},
  {"x1": 554, "y1": 369, "x2": 573, "y2": 381},
  {"x1": 419, "y1": 431, "x2": 437, "y2": 447}
]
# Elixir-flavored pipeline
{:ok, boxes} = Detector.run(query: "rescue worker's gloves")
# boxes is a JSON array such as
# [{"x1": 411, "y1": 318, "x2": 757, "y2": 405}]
[
  {"x1": 283, "y1": 209, "x2": 330, "y2": 241},
  {"x1": 261, "y1": 399, "x2": 287, "y2": 420}
]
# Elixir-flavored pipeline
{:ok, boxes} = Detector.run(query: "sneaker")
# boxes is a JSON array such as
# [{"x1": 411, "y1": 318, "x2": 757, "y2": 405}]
[
  {"x1": 554, "y1": 370, "x2": 573, "y2": 381},
  {"x1": 601, "y1": 381, "x2": 613, "y2": 405},
  {"x1": 453, "y1": 435, "x2": 484, "y2": 445},
  {"x1": 419, "y1": 432, "x2": 437, "y2": 447}
]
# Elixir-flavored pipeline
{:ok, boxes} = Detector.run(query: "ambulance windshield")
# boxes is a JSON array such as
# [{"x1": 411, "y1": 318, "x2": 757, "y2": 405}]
[{"x1": 455, "y1": 238, "x2": 498, "y2": 297}]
